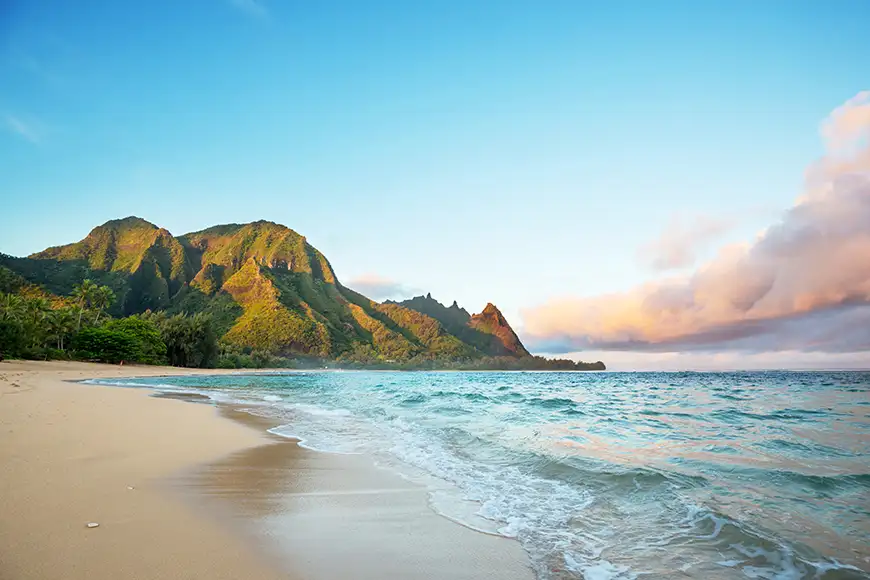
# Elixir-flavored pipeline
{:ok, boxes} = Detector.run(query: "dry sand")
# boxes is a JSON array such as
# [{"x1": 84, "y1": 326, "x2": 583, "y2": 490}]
[
  {"x1": 0, "y1": 360, "x2": 288, "y2": 580},
  {"x1": 0, "y1": 360, "x2": 535, "y2": 580}
]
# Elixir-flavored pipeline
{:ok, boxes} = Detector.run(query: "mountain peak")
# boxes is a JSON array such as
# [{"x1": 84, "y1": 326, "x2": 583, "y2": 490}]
[
  {"x1": 96, "y1": 216, "x2": 159, "y2": 232},
  {"x1": 470, "y1": 302, "x2": 529, "y2": 357},
  {"x1": 394, "y1": 295, "x2": 529, "y2": 358},
  {"x1": 181, "y1": 220, "x2": 337, "y2": 287},
  {"x1": 183, "y1": 220, "x2": 298, "y2": 239},
  {"x1": 28, "y1": 215, "x2": 190, "y2": 313}
]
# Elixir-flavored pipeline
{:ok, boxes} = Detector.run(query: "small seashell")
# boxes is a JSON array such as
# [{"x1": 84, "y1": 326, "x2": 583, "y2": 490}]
[
  {"x1": 86, "y1": 522, "x2": 99, "y2": 528},
  {"x1": 127, "y1": 486, "x2": 134, "y2": 490}
]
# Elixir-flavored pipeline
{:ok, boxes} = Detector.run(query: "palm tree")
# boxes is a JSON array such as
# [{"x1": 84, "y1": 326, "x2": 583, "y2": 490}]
[
  {"x1": 91, "y1": 286, "x2": 116, "y2": 324},
  {"x1": 48, "y1": 308, "x2": 76, "y2": 351},
  {"x1": 72, "y1": 279, "x2": 100, "y2": 330},
  {"x1": 0, "y1": 294, "x2": 27, "y2": 358},
  {"x1": 0, "y1": 293, "x2": 25, "y2": 322},
  {"x1": 22, "y1": 297, "x2": 51, "y2": 348}
]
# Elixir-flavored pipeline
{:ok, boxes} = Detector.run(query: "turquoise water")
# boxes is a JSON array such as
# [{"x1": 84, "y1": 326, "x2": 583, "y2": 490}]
[{"x1": 92, "y1": 371, "x2": 870, "y2": 579}]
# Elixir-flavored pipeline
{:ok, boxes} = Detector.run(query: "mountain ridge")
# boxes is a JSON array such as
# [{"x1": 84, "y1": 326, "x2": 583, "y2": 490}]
[
  {"x1": 1, "y1": 216, "x2": 605, "y2": 370},
  {"x1": 390, "y1": 294, "x2": 531, "y2": 357}
]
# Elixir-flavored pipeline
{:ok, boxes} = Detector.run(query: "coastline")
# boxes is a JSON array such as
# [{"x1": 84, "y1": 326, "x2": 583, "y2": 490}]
[
  {"x1": 0, "y1": 360, "x2": 534, "y2": 580},
  {"x1": 182, "y1": 407, "x2": 536, "y2": 580}
]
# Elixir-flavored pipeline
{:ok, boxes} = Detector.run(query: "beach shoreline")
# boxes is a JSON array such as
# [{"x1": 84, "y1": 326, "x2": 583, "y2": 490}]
[
  {"x1": 0, "y1": 360, "x2": 292, "y2": 580},
  {"x1": 0, "y1": 360, "x2": 535, "y2": 580},
  {"x1": 182, "y1": 405, "x2": 537, "y2": 580}
]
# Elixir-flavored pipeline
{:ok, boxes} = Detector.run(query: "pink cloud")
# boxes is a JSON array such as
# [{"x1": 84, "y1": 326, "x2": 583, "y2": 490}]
[
  {"x1": 522, "y1": 91, "x2": 870, "y2": 354},
  {"x1": 346, "y1": 273, "x2": 417, "y2": 301},
  {"x1": 640, "y1": 214, "x2": 735, "y2": 271}
]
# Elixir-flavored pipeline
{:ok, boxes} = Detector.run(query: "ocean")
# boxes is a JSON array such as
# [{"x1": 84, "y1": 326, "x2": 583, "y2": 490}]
[{"x1": 89, "y1": 371, "x2": 870, "y2": 579}]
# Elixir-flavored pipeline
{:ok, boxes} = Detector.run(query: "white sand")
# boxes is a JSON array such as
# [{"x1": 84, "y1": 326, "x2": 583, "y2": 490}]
[{"x1": 0, "y1": 360, "x2": 289, "y2": 580}]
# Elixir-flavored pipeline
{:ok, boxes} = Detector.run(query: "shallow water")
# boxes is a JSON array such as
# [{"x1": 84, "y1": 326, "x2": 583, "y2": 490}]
[{"x1": 90, "y1": 371, "x2": 870, "y2": 579}]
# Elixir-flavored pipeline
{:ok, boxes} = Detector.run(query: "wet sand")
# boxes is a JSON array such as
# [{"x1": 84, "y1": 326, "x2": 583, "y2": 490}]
[
  {"x1": 180, "y1": 408, "x2": 536, "y2": 579},
  {"x1": 0, "y1": 360, "x2": 535, "y2": 580}
]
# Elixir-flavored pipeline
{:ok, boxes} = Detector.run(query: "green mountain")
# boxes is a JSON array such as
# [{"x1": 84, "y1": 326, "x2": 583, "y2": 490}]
[
  {"x1": 0, "y1": 216, "x2": 604, "y2": 370},
  {"x1": 31, "y1": 217, "x2": 193, "y2": 314}
]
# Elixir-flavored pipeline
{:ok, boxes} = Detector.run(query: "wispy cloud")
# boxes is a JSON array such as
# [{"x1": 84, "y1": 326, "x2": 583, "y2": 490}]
[
  {"x1": 228, "y1": 0, "x2": 268, "y2": 19},
  {"x1": 522, "y1": 91, "x2": 870, "y2": 355},
  {"x1": 3, "y1": 114, "x2": 42, "y2": 143},
  {"x1": 346, "y1": 273, "x2": 418, "y2": 302},
  {"x1": 639, "y1": 214, "x2": 735, "y2": 271}
]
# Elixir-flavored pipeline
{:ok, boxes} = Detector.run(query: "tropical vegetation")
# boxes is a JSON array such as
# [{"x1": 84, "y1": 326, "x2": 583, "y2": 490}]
[{"x1": 0, "y1": 273, "x2": 218, "y2": 367}]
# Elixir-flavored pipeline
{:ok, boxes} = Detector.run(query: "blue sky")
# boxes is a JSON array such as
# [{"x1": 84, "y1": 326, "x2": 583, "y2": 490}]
[{"x1": 2, "y1": 0, "x2": 868, "y2": 368}]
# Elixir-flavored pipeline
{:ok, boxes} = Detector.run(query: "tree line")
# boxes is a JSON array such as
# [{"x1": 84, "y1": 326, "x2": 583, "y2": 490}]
[{"x1": 0, "y1": 278, "x2": 218, "y2": 367}]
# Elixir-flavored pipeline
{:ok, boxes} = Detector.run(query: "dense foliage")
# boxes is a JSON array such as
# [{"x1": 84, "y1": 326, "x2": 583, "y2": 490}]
[
  {"x1": 216, "y1": 344, "x2": 296, "y2": 369},
  {"x1": 103, "y1": 316, "x2": 166, "y2": 364},
  {"x1": 1, "y1": 280, "x2": 85, "y2": 360},
  {"x1": 0, "y1": 279, "x2": 219, "y2": 368},
  {"x1": 72, "y1": 327, "x2": 142, "y2": 364},
  {"x1": 142, "y1": 311, "x2": 219, "y2": 368}
]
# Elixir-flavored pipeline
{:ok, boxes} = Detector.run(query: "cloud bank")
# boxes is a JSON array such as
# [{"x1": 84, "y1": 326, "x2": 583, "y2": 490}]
[{"x1": 522, "y1": 91, "x2": 870, "y2": 355}]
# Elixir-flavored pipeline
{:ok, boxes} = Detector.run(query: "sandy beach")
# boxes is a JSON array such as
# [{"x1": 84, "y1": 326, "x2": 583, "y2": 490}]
[
  {"x1": 0, "y1": 360, "x2": 534, "y2": 580},
  {"x1": 0, "y1": 360, "x2": 289, "y2": 580}
]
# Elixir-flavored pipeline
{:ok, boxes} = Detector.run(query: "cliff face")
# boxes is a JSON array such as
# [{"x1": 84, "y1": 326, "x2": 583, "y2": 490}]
[{"x1": 469, "y1": 303, "x2": 530, "y2": 357}]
